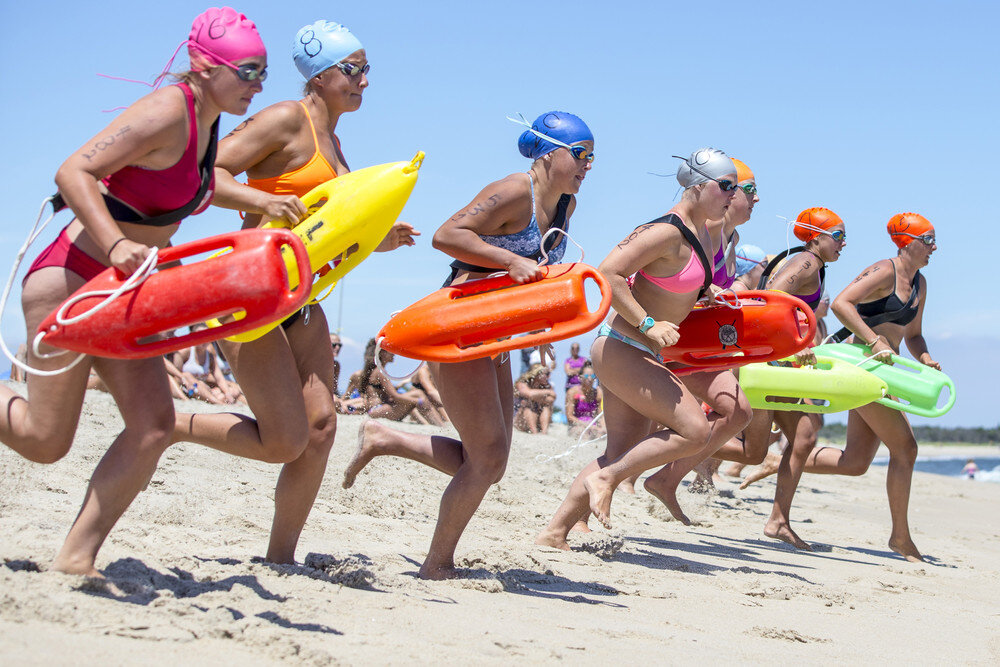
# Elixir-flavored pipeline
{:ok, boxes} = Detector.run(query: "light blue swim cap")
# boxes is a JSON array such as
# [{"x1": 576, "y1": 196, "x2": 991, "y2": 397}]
[
  {"x1": 293, "y1": 20, "x2": 363, "y2": 80},
  {"x1": 734, "y1": 244, "x2": 767, "y2": 276},
  {"x1": 517, "y1": 111, "x2": 593, "y2": 159}
]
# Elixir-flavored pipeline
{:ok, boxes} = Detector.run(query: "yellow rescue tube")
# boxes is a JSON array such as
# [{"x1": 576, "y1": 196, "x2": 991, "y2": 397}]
[{"x1": 224, "y1": 151, "x2": 424, "y2": 342}]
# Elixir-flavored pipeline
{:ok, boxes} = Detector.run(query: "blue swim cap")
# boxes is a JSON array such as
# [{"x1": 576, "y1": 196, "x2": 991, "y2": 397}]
[
  {"x1": 734, "y1": 244, "x2": 767, "y2": 277},
  {"x1": 293, "y1": 20, "x2": 363, "y2": 80},
  {"x1": 516, "y1": 111, "x2": 593, "y2": 159}
]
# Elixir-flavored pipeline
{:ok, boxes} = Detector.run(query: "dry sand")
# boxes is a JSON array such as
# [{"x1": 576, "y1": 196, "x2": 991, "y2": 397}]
[{"x1": 2, "y1": 382, "x2": 998, "y2": 664}]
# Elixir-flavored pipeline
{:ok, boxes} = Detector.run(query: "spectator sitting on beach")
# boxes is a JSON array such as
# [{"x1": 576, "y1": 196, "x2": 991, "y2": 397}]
[
  {"x1": 412, "y1": 362, "x2": 449, "y2": 423},
  {"x1": 514, "y1": 364, "x2": 556, "y2": 435},
  {"x1": 563, "y1": 341, "x2": 588, "y2": 393},
  {"x1": 566, "y1": 362, "x2": 605, "y2": 438},
  {"x1": 170, "y1": 326, "x2": 241, "y2": 405},
  {"x1": 359, "y1": 338, "x2": 444, "y2": 426}
]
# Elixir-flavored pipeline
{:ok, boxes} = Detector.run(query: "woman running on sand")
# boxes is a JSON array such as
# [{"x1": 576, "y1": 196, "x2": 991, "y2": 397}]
[
  {"x1": 636, "y1": 158, "x2": 760, "y2": 524},
  {"x1": 342, "y1": 111, "x2": 595, "y2": 578},
  {"x1": 721, "y1": 207, "x2": 847, "y2": 548},
  {"x1": 740, "y1": 213, "x2": 937, "y2": 561},
  {"x1": 170, "y1": 19, "x2": 416, "y2": 564},
  {"x1": 536, "y1": 148, "x2": 742, "y2": 548},
  {"x1": 0, "y1": 8, "x2": 267, "y2": 575}
]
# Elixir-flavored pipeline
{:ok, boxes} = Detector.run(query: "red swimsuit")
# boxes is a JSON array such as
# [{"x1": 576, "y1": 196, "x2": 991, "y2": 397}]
[{"x1": 25, "y1": 83, "x2": 214, "y2": 283}]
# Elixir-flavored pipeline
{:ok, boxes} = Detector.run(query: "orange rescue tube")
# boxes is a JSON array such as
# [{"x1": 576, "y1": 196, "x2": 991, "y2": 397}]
[
  {"x1": 663, "y1": 290, "x2": 816, "y2": 375},
  {"x1": 378, "y1": 262, "x2": 612, "y2": 363},
  {"x1": 37, "y1": 229, "x2": 311, "y2": 359}
]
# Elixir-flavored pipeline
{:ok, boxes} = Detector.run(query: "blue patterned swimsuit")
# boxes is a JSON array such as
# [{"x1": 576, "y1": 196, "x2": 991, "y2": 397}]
[{"x1": 445, "y1": 173, "x2": 570, "y2": 286}]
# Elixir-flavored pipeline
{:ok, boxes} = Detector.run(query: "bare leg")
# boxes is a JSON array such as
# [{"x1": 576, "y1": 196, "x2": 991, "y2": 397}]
[
  {"x1": 343, "y1": 418, "x2": 465, "y2": 488},
  {"x1": 173, "y1": 326, "x2": 309, "y2": 463},
  {"x1": 421, "y1": 358, "x2": 514, "y2": 579},
  {"x1": 537, "y1": 337, "x2": 710, "y2": 542},
  {"x1": 344, "y1": 358, "x2": 514, "y2": 579},
  {"x1": 265, "y1": 310, "x2": 338, "y2": 563},
  {"x1": 643, "y1": 370, "x2": 752, "y2": 524},
  {"x1": 763, "y1": 410, "x2": 821, "y2": 550},
  {"x1": 53, "y1": 356, "x2": 175, "y2": 575},
  {"x1": 802, "y1": 405, "x2": 921, "y2": 561},
  {"x1": 0, "y1": 269, "x2": 93, "y2": 464}
]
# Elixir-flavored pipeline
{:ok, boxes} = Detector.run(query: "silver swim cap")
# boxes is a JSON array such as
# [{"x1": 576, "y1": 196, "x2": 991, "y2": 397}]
[{"x1": 674, "y1": 148, "x2": 735, "y2": 188}]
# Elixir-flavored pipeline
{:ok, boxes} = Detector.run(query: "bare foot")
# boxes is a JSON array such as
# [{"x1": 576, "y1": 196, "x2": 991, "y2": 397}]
[
  {"x1": 764, "y1": 520, "x2": 812, "y2": 550},
  {"x1": 721, "y1": 462, "x2": 746, "y2": 478},
  {"x1": 570, "y1": 520, "x2": 591, "y2": 534},
  {"x1": 689, "y1": 462, "x2": 717, "y2": 493},
  {"x1": 419, "y1": 560, "x2": 460, "y2": 580},
  {"x1": 535, "y1": 529, "x2": 572, "y2": 550},
  {"x1": 643, "y1": 477, "x2": 692, "y2": 526},
  {"x1": 889, "y1": 537, "x2": 924, "y2": 563},
  {"x1": 583, "y1": 471, "x2": 616, "y2": 529},
  {"x1": 51, "y1": 556, "x2": 103, "y2": 578},
  {"x1": 618, "y1": 474, "x2": 639, "y2": 494},
  {"x1": 739, "y1": 452, "x2": 781, "y2": 490},
  {"x1": 343, "y1": 419, "x2": 379, "y2": 489}
]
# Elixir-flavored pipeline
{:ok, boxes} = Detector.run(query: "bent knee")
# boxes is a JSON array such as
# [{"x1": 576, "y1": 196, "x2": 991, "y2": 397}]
[
  {"x1": 841, "y1": 461, "x2": 870, "y2": 476},
  {"x1": 732, "y1": 396, "x2": 754, "y2": 430},
  {"x1": 23, "y1": 437, "x2": 74, "y2": 464},
  {"x1": 466, "y1": 454, "x2": 508, "y2": 485},
  {"x1": 307, "y1": 407, "x2": 337, "y2": 453},
  {"x1": 891, "y1": 440, "x2": 919, "y2": 466}
]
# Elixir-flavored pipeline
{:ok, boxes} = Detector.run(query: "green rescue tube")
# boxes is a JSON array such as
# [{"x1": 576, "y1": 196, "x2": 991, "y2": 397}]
[
  {"x1": 741, "y1": 357, "x2": 889, "y2": 413},
  {"x1": 812, "y1": 343, "x2": 956, "y2": 418}
]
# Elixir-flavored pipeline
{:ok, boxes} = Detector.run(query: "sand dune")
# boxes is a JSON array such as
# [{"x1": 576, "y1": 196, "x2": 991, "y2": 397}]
[{"x1": 2, "y1": 384, "x2": 998, "y2": 664}]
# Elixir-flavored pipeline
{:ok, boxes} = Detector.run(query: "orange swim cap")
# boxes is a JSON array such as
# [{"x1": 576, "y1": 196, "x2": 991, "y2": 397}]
[
  {"x1": 731, "y1": 158, "x2": 754, "y2": 184},
  {"x1": 887, "y1": 212, "x2": 934, "y2": 248},
  {"x1": 793, "y1": 207, "x2": 843, "y2": 242}
]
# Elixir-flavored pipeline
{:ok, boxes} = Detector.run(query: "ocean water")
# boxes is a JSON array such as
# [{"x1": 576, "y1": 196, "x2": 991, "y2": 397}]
[{"x1": 872, "y1": 456, "x2": 1000, "y2": 483}]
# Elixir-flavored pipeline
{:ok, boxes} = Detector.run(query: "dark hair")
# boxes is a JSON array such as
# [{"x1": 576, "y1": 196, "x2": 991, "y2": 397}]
[{"x1": 358, "y1": 337, "x2": 379, "y2": 395}]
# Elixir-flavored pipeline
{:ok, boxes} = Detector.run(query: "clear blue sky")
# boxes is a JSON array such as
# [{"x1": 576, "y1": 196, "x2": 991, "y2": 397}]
[{"x1": 0, "y1": 1, "x2": 994, "y2": 427}]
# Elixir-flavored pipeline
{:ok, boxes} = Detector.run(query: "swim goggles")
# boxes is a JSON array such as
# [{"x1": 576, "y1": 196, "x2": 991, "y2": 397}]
[
  {"x1": 506, "y1": 113, "x2": 595, "y2": 163},
  {"x1": 334, "y1": 62, "x2": 371, "y2": 77},
  {"x1": 671, "y1": 156, "x2": 738, "y2": 191},
  {"x1": 899, "y1": 231, "x2": 935, "y2": 246},
  {"x1": 231, "y1": 63, "x2": 268, "y2": 82},
  {"x1": 739, "y1": 183, "x2": 757, "y2": 196},
  {"x1": 795, "y1": 221, "x2": 846, "y2": 242}
]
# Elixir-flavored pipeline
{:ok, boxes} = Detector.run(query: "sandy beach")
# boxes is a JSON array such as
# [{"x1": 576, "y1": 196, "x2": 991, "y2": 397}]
[{"x1": 1, "y1": 382, "x2": 998, "y2": 664}]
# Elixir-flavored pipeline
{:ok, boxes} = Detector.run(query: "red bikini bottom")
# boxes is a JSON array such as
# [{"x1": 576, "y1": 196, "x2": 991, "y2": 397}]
[{"x1": 24, "y1": 226, "x2": 106, "y2": 285}]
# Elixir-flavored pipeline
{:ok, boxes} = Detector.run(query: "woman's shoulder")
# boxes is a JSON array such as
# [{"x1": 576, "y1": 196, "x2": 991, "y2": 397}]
[{"x1": 117, "y1": 84, "x2": 189, "y2": 129}]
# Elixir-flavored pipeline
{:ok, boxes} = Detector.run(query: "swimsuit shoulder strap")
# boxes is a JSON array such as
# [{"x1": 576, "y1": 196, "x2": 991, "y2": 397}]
[
  {"x1": 526, "y1": 172, "x2": 536, "y2": 226},
  {"x1": 651, "y1": 213, "x2": 713, "y2": 298},
  {"x1": 757, "y1": 245, "x2": 805, "y2": 289}
]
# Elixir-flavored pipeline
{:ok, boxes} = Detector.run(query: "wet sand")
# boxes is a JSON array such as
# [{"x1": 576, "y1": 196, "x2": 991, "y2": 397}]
[{"x1": 2, "y1": 383, "x2": 998, "y2": 664}]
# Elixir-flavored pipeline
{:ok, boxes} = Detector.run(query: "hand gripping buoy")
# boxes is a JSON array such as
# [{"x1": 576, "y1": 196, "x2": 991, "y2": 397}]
[
  {"x1": 812, "y1": 342, "x2": 956, "y2": 418},
  {"x1": 662, "y1": 290, "x2": 816, "y2": 375},
  {"x1": 378, "y1": 262, "x2": 612, "y2": 363},
  {"x1": 37, "y1": 228, "x2": 310, "y2": 359},
  {"x1": 220, "y1": 152, "x2": 425, "y2": 342},
  {"x1": 740, "y1": 356, "x2": 889, "y2": 413}
]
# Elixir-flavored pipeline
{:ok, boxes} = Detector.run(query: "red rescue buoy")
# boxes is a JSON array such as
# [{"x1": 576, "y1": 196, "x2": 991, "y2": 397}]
[
  {"x1": 378, "y1": 263, "x2": 612, "y2": 363},
  {"x1": 662, "y1": 290, "x2": 816, "y2": 375},
  {"x1": 37, "y1": 229, "x2": 311, "y2": 359}
]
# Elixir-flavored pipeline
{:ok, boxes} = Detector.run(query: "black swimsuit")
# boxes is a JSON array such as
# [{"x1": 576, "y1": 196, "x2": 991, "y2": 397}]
[{"x1": 831, "y1": 262, "x2": 921, "y2": 343}]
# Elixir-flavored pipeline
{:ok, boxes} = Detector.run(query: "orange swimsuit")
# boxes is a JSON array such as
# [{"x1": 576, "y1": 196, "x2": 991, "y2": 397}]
[
  {"x1": 247, "y1": 102, "x2": 342, "y2": 328},
  {"x1": 247, "y1": 101, "x2": 340, "y2": 199}
]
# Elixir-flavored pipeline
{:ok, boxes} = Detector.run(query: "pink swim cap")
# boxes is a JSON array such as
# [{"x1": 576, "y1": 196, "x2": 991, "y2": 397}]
[{"x1": 188, "y1": 7, "x2": 266, "y2": 71}]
